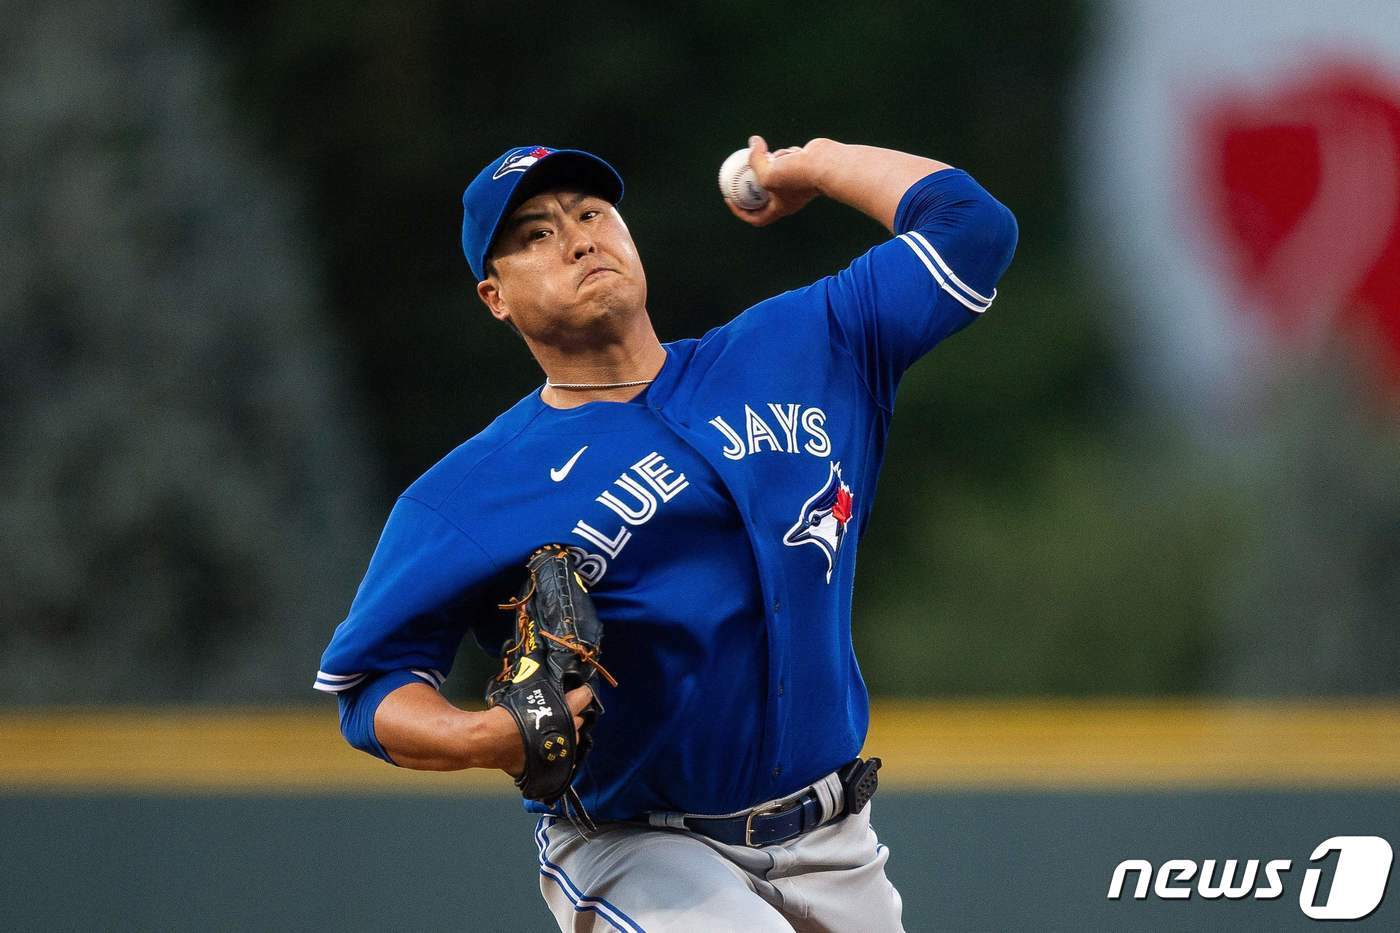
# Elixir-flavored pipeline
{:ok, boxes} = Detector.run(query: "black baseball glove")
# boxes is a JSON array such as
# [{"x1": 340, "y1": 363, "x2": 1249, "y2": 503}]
[{"x1": 486, "y1": 543, "x2": 616, "y2": 808}]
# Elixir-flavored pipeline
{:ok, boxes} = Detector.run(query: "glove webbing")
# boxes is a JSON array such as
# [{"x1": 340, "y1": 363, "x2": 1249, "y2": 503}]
[{"x1": 497, "y1": 581, "x2": 618, "y2": 688}]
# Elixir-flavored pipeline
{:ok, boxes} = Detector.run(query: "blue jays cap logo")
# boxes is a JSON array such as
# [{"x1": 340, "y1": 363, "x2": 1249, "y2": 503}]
[
  {"x1": 492, "y1": 146, "x2": 554, "y2": 180},
  {"x1": 783, "y1": 461, "x2": 855, "y2": 583}
]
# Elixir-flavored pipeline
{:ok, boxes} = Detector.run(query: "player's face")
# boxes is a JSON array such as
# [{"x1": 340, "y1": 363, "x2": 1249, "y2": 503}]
[{"x1": 477, "y1": 187, "x2": 648, "y2": 345}]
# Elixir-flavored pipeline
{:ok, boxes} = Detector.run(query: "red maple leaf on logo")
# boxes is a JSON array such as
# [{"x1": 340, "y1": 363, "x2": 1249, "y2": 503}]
[{"x1": 832, "y1": 487, "x2": 853, "y2": 524}]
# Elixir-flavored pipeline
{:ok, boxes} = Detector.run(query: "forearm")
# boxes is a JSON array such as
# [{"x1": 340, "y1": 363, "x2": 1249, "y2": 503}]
[
  {"x1": 372, "y1": 681, "x2": 524, "y2": 773},
  {"x1": 806, "y1": 139, "x2": 952, "y2": 233}
]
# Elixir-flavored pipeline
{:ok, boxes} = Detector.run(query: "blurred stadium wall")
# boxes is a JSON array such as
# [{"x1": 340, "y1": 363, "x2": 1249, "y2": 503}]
[{"x1": 1, "y1": 701, "x2": 1397, "y2": 929}]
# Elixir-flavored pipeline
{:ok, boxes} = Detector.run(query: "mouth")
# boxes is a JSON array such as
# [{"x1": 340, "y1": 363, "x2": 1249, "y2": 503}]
[{"x1": 580, "y1": 267, "x2": 616, "y2": 286}]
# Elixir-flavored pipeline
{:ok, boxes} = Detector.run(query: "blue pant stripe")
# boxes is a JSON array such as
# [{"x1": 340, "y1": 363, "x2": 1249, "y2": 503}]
[{"x1": 534, "y1": 817, "x2": 645, "y2": 933}]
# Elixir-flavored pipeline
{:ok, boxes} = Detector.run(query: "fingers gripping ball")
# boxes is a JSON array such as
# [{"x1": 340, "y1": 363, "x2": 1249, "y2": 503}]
[
  {"x1": 718, "y1": 148, "x2": 770, "y2": 211},
  {"x1": 486, "y1": 544, "x2": 616, "y2": 804}
]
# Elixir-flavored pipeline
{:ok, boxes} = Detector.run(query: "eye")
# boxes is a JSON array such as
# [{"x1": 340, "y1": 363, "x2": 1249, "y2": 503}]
[
  {"x1": 528, "y1": 228, "x2": 552, "y2": 241},
  {"x1": 580, "y1": 209, "x2": 601, "y2": 221}
]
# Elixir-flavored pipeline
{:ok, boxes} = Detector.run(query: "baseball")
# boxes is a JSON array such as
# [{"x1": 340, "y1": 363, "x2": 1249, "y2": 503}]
[{"x1": 718, "y1": 148, "x2": 770, "y2": 211}]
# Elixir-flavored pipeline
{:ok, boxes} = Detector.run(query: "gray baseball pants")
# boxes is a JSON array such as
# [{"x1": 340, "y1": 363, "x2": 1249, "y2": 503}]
[{"x1": 533, "y1": 774, "x2": 905, "y2": 932}]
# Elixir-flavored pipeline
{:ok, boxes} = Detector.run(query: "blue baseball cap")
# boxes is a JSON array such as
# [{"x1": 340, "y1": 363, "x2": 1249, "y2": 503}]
[{"x1": 461, "y1": 145, "x2": 625, "y2": 281}]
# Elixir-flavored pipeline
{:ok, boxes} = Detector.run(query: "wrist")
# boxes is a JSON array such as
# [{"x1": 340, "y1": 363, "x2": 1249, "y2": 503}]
[
  {"x1": 803, "y1": 137, "x2": 843, "y2": 196},
  {"x1": 465, "y1": 706, "x2": 525, "y2": 775}
]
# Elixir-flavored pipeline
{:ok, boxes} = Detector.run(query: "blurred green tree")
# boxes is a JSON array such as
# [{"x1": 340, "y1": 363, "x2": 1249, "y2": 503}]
[{"x1": 0, "y1": 0, "x2": 378, "y2": 701}]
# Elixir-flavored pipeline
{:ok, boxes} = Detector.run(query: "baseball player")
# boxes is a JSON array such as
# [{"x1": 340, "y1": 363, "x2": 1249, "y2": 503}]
[{"x1": 315, "y1": 135, "x2": 1017, "y2": 931}]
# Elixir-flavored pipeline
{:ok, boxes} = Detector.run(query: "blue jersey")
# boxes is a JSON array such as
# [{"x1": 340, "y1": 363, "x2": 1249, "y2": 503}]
[{"x1": 316, "y1": 168, "x2": 1018, "y2": 820}]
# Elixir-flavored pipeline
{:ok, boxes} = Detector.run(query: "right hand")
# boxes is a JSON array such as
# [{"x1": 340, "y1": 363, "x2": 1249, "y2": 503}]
[
  {"x1": 724, "y1": 135, "x2": 829, "y2": 228},
  {"x1": 565, "y1": 684, "x2": 598, "y2": 741}
]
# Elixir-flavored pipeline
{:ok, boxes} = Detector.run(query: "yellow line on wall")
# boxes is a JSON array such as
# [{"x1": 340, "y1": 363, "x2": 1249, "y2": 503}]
[
  {"x1": 862, "y1": 698, "x2": 1400, "y2": 790},
  {"x1": 0, "y1": 700, "x2": 1397, "y2": 795}
]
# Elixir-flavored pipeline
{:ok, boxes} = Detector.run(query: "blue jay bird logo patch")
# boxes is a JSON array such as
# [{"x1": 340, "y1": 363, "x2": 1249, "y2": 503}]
[
  {"x1": 493, "y1": 146, "x2": 553, "y2": 179},
  {"x1": 782, "y1": 461, "x2": 854, "y2": 583}
]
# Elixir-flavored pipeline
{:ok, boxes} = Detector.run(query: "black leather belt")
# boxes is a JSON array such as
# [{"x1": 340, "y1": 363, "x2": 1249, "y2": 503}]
[{"x1": 648, "y1": 757, "x2": 882, "y2": 849}]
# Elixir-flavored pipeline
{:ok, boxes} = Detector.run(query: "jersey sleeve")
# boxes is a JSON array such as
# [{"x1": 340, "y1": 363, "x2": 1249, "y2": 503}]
[
  {"x1": 823, "y1": 168, "x2": 1018, "y2": 411},
  {"x1": 314, "y1": 494, "x2": 498, "y2": 696}
]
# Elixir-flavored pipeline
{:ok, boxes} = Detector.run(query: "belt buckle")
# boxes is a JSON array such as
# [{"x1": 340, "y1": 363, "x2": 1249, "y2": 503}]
[{"x1": 743, "y1": 801, "x2": 787, "y2": 847}]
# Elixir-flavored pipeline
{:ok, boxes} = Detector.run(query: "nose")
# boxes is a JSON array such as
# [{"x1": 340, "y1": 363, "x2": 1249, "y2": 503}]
[{"x1": 564, "y1": 220, "x2": 597, "y2": 262}]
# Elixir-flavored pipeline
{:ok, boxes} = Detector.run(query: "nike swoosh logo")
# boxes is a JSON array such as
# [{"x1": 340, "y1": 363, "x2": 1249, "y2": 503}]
[{"x1": 550, "y1": 445, "x2": 588, "y2": 482}]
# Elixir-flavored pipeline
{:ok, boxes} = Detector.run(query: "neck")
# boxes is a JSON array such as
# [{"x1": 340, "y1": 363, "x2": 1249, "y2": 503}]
[{"x1": 532, "y1": 320, "x2": 667, "y2": 410}]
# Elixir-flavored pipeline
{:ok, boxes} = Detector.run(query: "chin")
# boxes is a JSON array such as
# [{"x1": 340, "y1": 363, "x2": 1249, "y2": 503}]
[
  {"x1": 537, "y1": 298, "x2": 636, "y2": 346},
  {"x1": 583, "y1": 279, "x2": 644, "y2": 318}
]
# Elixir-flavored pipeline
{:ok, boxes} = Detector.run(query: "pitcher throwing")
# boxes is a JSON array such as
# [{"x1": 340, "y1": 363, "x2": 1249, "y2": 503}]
[{"x1": 315, "y1": 134, "x2": 1018, "y2": 931}]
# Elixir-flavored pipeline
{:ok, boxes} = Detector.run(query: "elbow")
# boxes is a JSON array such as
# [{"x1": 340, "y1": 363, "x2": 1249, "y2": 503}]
[
  {"x1": 337, "y1": 681, "x2": 396, "y2": 764},
  {"x1": 336, "y1": 688, "x2": 369, "y2": 751},
  {"x1": 903, "y1": 171, "x2": 1019, "y2": 275},
  {"x1": 959, "y1": 188, "x2": 1018, "y2": 282},
  {"x1": 986, "y1": 197, "x2": 1019, "y2": 277}
]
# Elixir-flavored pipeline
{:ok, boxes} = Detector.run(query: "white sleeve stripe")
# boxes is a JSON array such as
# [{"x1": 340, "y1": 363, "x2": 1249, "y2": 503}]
[
  {"x1": 313, "y1": 668, "x2": 446, "y2": 693},
  {"x1": 897, "y1": 233, "x2": 993, "y2": 314},
  {"x1": 897, "y1": 234, "x2": 987, "y2": 313},
  {"x1": 906, "y1": 230, "x2": 996, "y2": 304},
  {"x1": 315, "y1": 670, "x2": 365, "y2": 681},
  {"x1": 314, "y1": 671, "x2": 366, "y2": 693},
  {"x1": 312, "y1": 678, "x2": 363, "y2": 693},
  {"x1": 900, "y1": 232, "x2": 995, "y2": 311},
  {"x1": 411, "y1": 669, "x2": 445, "y2": 688}
]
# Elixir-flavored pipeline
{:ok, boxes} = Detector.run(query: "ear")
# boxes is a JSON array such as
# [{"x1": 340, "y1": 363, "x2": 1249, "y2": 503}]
[{"x1": 476, "y1": 276, "x2": 513, "y2": 328}]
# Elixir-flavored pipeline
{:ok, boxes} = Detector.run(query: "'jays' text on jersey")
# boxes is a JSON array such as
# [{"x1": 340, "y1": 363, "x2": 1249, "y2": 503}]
[{"x1": 316, "y1": 168, "x2": 1018, "y2": 821}]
